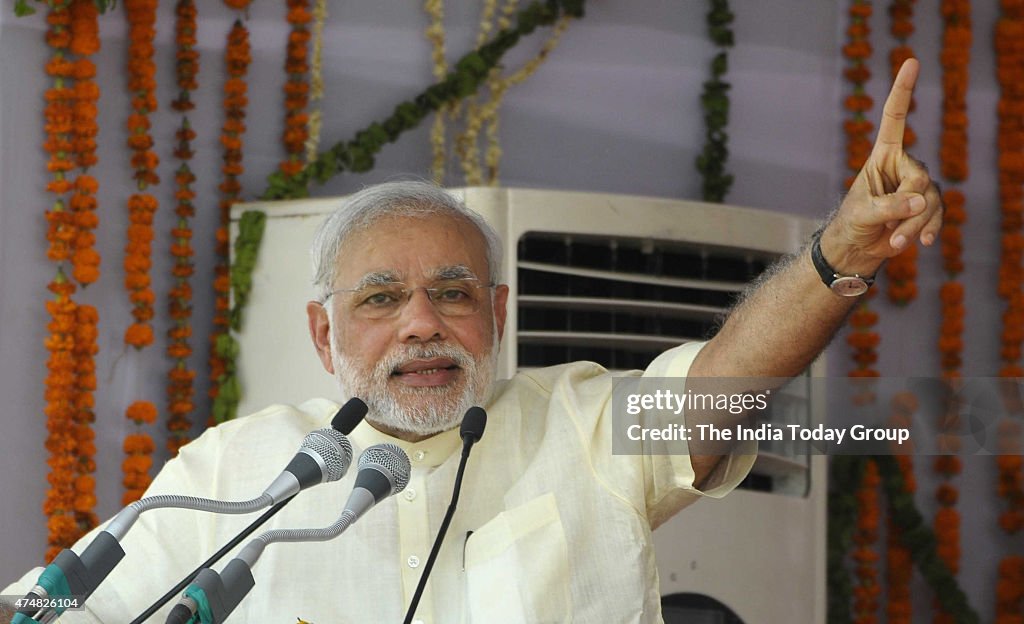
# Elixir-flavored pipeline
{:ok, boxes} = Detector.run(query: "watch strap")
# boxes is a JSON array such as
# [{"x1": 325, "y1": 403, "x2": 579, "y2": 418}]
[{"x1": 810, "y1": 231, "x2": 875, "y2": 288}]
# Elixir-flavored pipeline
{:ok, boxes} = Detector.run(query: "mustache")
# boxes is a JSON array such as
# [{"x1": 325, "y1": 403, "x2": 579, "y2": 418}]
[{"x1": 376, "y1": 343, "x2": 475, "y2": 376}]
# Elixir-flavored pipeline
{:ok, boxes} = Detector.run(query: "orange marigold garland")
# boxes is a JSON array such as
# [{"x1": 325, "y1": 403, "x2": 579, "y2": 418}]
[
  {"x1": 853, "y1": 458, "x2": 882, "y2": 624},
  {"x1": 209, "y1": 19, "x2": 251, "y2": 423},
  {"x1": 166, "y1": 0, "x2": 199, "y2": 456},
  {"x1": 883, "y1": 0, "x2": 918, "y2": 305},
  {"x1": 842, "y1": 4, "x2": 881, "y2": 622},
  {"x1": 934, "y1": 2, "x2": 971, "y2": 622},
  {"x1": 43, "y1": 276, "x2": 79, "y2": 564},
  {"x1": 280, "y1": 0, "x2": 312, "y2": 178},
  {"x1": 995, "y1": 1, "x2": 1024, "y2": 620},
  {"x1": 122, "y1": 0, "x2": 160, "y2": 505},
  {"x1": 886, "y1": 393, "x2": 916, "y2": 624},
  {"x1": 41, "y1": 0, "x2": 85, "y2": 564},
  {"x1": 71, "y1": 303, "x2": 98, "y2": 530},
  {"x1": 123, "y1": 402, "x2": 157, "y2": 504},
  {"x1": 63, "y1": 0, "x2": 102, "y2": 542},
  {"x1": 843, "y1": 0, "x2": 879, "y2": 384}
]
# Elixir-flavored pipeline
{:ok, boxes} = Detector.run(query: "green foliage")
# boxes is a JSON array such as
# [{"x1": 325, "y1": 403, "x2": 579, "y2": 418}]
[
  {"x1": 826, "y1": 456, "x2": 865, "y2": 624},
  {"x1": 13, "y1": 0, "x2": 35, "y2": 16},
  {"x1": 873, "y1": 455, "x2": 980, "y2": 624},
  {"x1": 696, "y1": 0, "x2": 734, "y2": 203},
  {"x1": 229, "y1": 210, "x2": 266, "y2": 331},
  {"x1": 826, "y1": 456, "x2": 980, "y2": 624},
  {"x1": 13, "y1": 0, "x2": 116, "y2": 16}
]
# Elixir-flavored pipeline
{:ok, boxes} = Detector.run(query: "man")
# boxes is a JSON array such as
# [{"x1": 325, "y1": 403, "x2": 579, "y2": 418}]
[{"x1": 3, "y1": 59, "x2": 940, "y2": 623}]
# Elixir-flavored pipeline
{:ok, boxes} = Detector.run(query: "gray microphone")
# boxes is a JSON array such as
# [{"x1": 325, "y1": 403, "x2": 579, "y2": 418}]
[
  {"x1": 16, "y1": 427, "x2": 354, "y2": 624},
  {"x1": 166, "y1": 444, "x2": 411, "y2": 624},
  {"x1": 105, "y1": 427, "x2": 353, "y2": 541}
]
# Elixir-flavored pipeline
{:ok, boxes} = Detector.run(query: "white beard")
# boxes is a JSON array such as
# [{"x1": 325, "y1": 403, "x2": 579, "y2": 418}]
[{"x1": 330, "y1": 329, "x2": 498, "y2": 437}]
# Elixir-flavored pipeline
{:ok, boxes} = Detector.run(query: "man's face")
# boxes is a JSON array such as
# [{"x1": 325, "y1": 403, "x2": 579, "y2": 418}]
[{"x1": 307, "y1": 213, "x2": 509, "y2": 439}]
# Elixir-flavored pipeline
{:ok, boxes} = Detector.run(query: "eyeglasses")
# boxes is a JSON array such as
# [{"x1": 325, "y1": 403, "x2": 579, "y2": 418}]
[{"x1": 324, "y1": 278, "x2": 496, "y2": 320}]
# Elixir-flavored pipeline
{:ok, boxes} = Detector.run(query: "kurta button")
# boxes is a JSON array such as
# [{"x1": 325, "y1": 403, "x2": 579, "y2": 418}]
[
  {"x1": 408, "y1": 555, "x2": 420, "y2": 568},
  {"x1": 413, "y1": 450, "x2": 426, "y2": 462},
  {"x1": 404, "y1": 488, "x2": 416, "y2": 501}
]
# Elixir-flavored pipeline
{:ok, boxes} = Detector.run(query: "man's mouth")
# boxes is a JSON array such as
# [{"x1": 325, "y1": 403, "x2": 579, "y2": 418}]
[{"x1": 391, "y1": 358, "x2": 462, "y2": 387}]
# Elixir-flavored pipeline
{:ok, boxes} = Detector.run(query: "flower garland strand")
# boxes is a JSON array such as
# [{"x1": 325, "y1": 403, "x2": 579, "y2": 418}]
[
  {"x1": 883, "y1": 0, "x2": 918, "y2": 304},
  {"x1": 454, "y1": 0, "x2": 514, "y2": 185},
  {"x1": 210, "y1": 18, "x2": 252, "y2": 424},
  {"x1": 873, "y1": 454, "x2": 980, "y2": 623},
  {"x1": 122, "y1": 0, "x2": 160, "y2": 505},
  {"x1": 41, "y1": 0, "x2": 84, "y2": 564},
  {"x1": 841, "y1": 3, "x2": 880, "y2": 622},
  {"x1": 166, "y1": 0, "x2": 200, "y2": 456},
  {"x1": 843, "y1": 0, "x2": 880, "y2": 387},
  {"x1": 280, "y1": 0, "x2": 312, "y2": 180},
  {"x1": 852, "y1": 459, "x2": 882, "y2": 624},
  {"x1": 994, "y1": 1, "x2": 1024, "y2": 619},
  {"x1": 424, "y1": 0, "x2": 448, "y2": 183},
  {"x1": 43, "y1": 274, "x2": 79, "y2": 563},
  {"x1": 935, "y1": 2, "x2": 971, "y2": 622},
  {"x1": 305, "y1": 0, "x2": 327, "y2": 164},
  {"x1": 886, "y1": 393, "x2": 916, "y2": 624},
  {"x1": 696, "y1": 0, "x2": 735, "y2": 203},
  {"x1": 456, "y1": 0, "x2": 572, "y2": 186},
  {"x1": 483, "y1": 14, "x2": 571, "y2": 185},
  {"x1": 64, "y1": 0, "x2": 102, "y2": 541}
]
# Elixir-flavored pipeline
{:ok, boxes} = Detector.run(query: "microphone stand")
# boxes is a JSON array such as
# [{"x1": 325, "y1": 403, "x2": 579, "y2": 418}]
[
  {"x1": 128, "y1": 497, "x2": 293, "y2": 624},
  {"x1": 132, "y1": 398, "x2": 367, "y2": 623},
  {"x1": 403, "y1": 406, "x2": 485, "y2": 624}
]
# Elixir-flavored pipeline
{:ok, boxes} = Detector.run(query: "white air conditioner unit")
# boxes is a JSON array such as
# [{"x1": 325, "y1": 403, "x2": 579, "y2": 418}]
[{"x1": 232, "y1": 187, "x2": 826, "y2": 624}]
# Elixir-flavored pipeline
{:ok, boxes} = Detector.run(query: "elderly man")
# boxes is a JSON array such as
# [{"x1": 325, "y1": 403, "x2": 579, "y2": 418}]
[{"x1": 3, "y1": 60, "x2": 940, "y2": 623}]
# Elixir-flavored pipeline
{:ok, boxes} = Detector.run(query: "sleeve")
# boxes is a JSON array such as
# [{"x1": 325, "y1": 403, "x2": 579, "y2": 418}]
[
  {"x1": 598, "y1": 341, "x2": 757, "y2": 528},
  {"x1": 1, "y1": 424, "x2": 233, "y2": 623}
]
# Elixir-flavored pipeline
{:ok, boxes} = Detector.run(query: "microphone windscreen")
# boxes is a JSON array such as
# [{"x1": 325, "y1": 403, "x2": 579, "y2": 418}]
[
  {"x1": 301, "y1": 428, "x2": 353, "y2": 482},
  {"x1": 331, "y1": 398, "x2": 368, "y2": 434},
  {"x1": 460, "y1": 406, "x2": 487, "y2": 443},
  {"x1": 358, "y1": 443, "x2": 411, "y2": 495}
]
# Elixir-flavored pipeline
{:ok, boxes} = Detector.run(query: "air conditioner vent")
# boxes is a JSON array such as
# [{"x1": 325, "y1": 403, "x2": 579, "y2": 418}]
[{"x1": 516, "y1": 232, "x2": 781, "y2": 371}]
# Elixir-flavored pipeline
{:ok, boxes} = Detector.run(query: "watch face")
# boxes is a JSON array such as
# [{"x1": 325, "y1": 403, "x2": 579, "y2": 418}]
[{"x1": 830, "y1": 276, "x2": 869, "y2": 297}]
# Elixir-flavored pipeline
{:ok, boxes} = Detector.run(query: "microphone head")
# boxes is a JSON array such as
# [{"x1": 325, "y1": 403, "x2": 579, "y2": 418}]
[
  {"x1": 301, "y1": 428, "x2": 353, "y2": 482},
  {"x1": 331, "y1": 397, "x2": 368, "y2": 435},
  {"x1": 460, "y1": 407, "x2": 487, "y2": 443},
  {"x1": 357, "y1": 443, "x2": 411, "y2": 497}
]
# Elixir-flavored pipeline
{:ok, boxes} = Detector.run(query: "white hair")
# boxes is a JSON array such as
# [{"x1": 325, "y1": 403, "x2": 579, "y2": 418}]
[{"x1": 310, "y1": 180, "x2": 503, "y2": 300}]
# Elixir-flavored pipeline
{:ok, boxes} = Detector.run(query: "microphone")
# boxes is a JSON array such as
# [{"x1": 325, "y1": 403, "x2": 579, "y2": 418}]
[
  {"x1": 167, "y1": 443, "x2": 411, "y2": 624},
  {"x1": 18, "y1": 399, "x2": 366, "y2": 624},
  {"x1": 331, "y1": 397, "x2": 368, "y2": 434},
  {"x1": 131, "y1": 398, "x2": 368, "y2": 624},
  {"x1": 403, "y1": 407, "x2": 487, "y2": 624}
]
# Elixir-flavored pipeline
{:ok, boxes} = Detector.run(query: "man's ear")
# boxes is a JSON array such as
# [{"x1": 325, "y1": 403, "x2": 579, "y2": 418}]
[
  {"x1": 306, "y1": 301, "x2": 335, "y2": 375},
  {"x1": 493, "y1": 284, "x2": 510, "y2": 342}
]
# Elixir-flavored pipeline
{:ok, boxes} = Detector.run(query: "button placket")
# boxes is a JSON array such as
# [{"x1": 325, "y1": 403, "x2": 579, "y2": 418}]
[{"x1": 398, "y1": 471, "x2": 431, "y2": 621}]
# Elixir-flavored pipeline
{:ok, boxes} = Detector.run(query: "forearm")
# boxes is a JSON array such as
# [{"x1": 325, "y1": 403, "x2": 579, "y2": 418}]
[{"x1": 690, "y1": 226, "x2": 876, "y2": 380}]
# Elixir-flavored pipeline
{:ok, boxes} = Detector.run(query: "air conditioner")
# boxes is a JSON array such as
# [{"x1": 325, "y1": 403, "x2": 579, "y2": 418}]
[{"x1": 232, "y1": 187, "x2": 826, "y2": 624}]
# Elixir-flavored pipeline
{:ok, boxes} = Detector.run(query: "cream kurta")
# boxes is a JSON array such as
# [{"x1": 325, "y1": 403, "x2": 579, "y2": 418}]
[{"x1": 4, "y1": 342, "x2": 755, "y2": 623}]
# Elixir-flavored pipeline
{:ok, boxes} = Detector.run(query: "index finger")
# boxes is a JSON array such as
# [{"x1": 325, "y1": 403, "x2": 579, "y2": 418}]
[{"x1": 874, "y1": 57, "x2": 920, "y2": 152}]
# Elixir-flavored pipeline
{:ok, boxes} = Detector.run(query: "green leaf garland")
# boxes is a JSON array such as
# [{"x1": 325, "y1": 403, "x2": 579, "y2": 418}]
[
  {"x1": 695, "y1": 0, "x2": 734, "y2": 202},
  {"x1": 828, "y1": 455, "x2": 981, "y2": 624}
]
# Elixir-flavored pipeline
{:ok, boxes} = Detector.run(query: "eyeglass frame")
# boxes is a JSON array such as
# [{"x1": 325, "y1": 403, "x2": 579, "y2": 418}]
[{"x1": 320, "y1": 277, "x2": 498, "y2": 319}]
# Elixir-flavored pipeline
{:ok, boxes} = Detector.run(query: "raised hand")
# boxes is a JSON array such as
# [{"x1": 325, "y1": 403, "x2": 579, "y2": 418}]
[{"x1": 821, "y1": 58, "x2": 944, "y2": 276}]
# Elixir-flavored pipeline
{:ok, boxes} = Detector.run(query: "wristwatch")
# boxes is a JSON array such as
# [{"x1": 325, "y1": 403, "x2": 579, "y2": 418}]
[{"x1": 810, "y1": 230, "x2": 875, "y2": 297}]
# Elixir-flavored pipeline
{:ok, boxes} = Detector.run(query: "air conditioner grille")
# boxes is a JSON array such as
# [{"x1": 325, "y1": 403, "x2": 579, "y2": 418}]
[{"x1": 516, "y1": 232, "x2": 779, "y2": 371}]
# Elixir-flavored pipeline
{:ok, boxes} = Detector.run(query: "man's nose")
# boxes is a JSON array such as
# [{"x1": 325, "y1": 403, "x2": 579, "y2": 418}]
[{"x1": 396, "y1": 288, "x2": 448, "y2": 343}]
